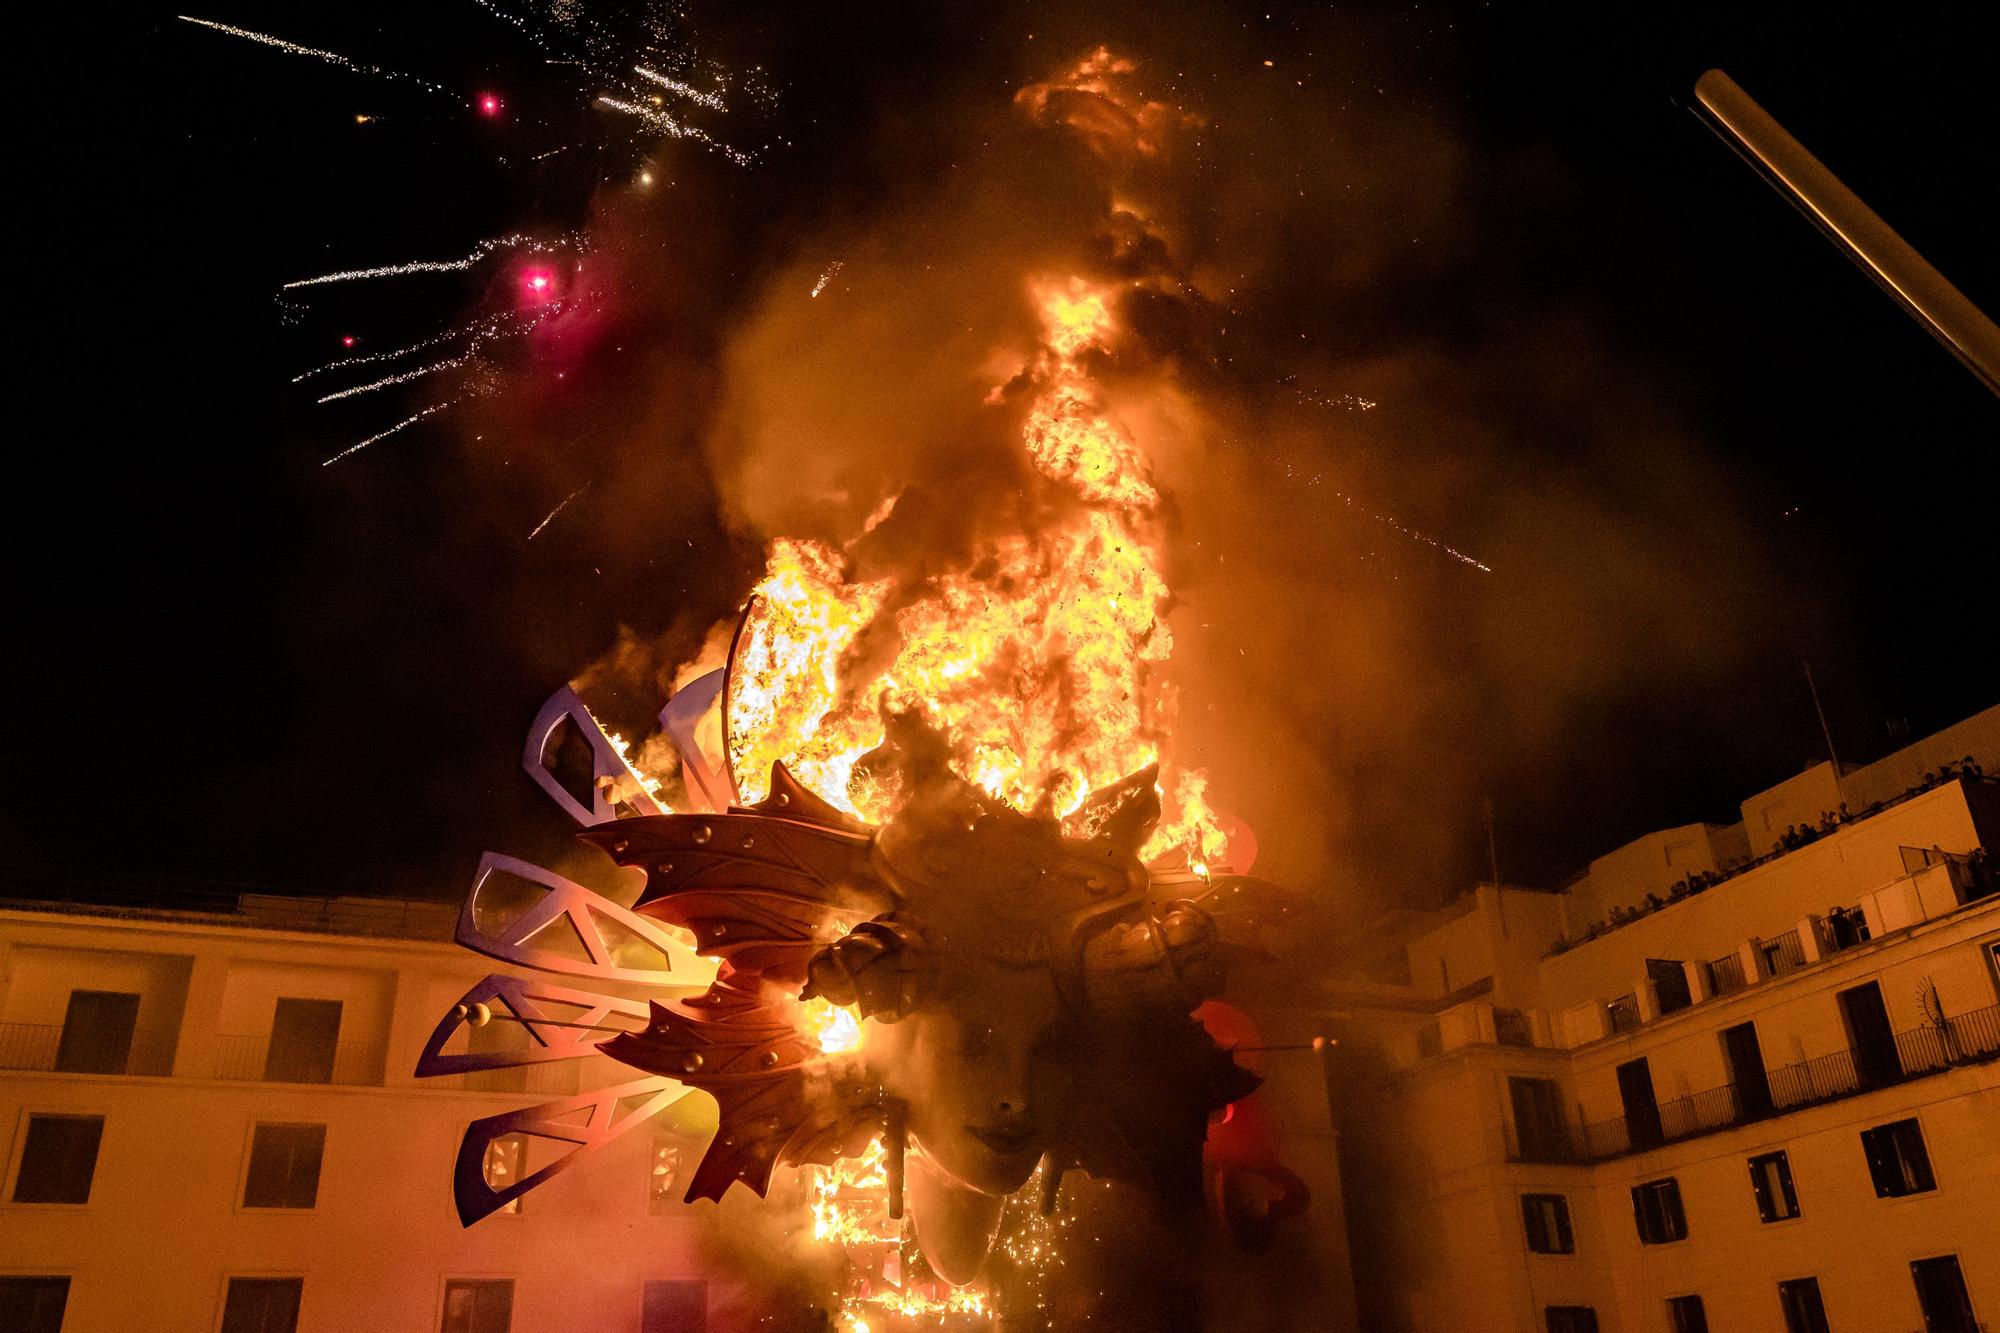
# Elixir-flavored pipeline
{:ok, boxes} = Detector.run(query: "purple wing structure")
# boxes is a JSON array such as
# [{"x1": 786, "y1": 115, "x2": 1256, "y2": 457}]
[
  {"x1": 451, "y1": 1075, "x2": 691, "y2": 1225},
  {"x1": 455, "y1": 852, "x2": 687, "y2": 984}
]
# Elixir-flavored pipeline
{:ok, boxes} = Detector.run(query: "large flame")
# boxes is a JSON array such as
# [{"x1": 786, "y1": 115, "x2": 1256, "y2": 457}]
[{"x1": 724, "y1": 276, "x2": 1222, "y2": 867}]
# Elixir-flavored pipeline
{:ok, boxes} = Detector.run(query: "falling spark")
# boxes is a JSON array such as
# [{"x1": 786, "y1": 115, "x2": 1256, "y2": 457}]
[
  {"x1": 322, "y1": 400, "x2": 454, "y2": 467},
  {"x1": 283, "y1": 234, "x2": 566, "y2": 290},
  {"x1": 528, "y1": 483, "x2": 591, "y2": 540},
  {"x1": 293, "y1": 314, "x2": 503, "y2": 384},
  {"x1": 528, "y1": 144, "x2": 575, "y2": 161},
  {"x1": 596, "y1": 96, "x2": 752, "y2": 166},
  {"x1": 315, "y1": 353, "x2": 474, "y2": 403},
  {"x1": 1326, "y1": 488, "x2": 1493, "y2": 573},
  {"x1": 811, "y1": 261, "x2": 844, "y2": 298},
  {"x1": 634, "y1": 65, "x2": 727, "y2": 112},
  {"x1": 178, "y1": 16, "x2": 454, "y2": 98}
]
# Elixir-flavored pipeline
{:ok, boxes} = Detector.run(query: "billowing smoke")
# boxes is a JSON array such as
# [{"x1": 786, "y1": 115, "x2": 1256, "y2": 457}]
[{"x1": 455, "y1": 2, "x2": 1809, "y2": 930}]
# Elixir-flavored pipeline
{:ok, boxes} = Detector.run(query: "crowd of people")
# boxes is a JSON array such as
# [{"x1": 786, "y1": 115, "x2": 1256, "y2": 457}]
[{"x1": 1545, "y1": 755, "x2": 1992, "y2": 956}]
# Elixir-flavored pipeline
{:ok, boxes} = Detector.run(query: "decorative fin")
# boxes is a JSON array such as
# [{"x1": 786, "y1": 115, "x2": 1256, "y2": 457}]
[
  {"x1": 414, "y1": 975, "x2": 652, "y2": 1078},
  {"x1": 661, "y1": 669, "x2": 735, "y2": 814},
  {"x1": 456, "y1": 852, "x2": 703, "y2": 984},
  {"x1": 452, "y1": 1076, "x2": 691, "y2": 1225},
  {"x1": 743, "y1": 761, "x2": 870, "y2": 832},
  {"x1": 601, "y1": 993, "x2": 825, "y2": 1202},
  {"x1": 578, "y1": 814, "x2": 890, "y2": 985},
  {"x1": 524, "y1": 685, "x2": 667, "y2": 826}
]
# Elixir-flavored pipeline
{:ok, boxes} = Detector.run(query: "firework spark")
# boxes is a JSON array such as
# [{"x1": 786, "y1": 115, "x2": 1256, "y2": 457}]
[
  {"x1": 634, "y1": 65, "x2": 727, "y2": 112},
  {"x1": 528, "y1": 483, "x2": 591, "y2": 540},
  {"x1": 596, "y1": 96, "x2": 752, "y2": 167},
  {"x1": 178, "y1": 16, "x2": 455, "y2": 99},
  {"x1": 321, "y1": 399, "x2": 455, "y2": 467},
  {"x1": 1328, "y1": 488, "x2": 1493, "y2": 573},
  {"x1": 282, "y1": 234, "x2": 570, "y2": 290},
  {"x1": 811, "y1": 261, "x2": 844, "y2": 298}
]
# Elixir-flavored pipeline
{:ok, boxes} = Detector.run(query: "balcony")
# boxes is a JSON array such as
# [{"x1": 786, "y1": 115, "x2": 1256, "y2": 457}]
[
  {"x1": 0, "y1": 1022, "x2": 173, "y2": 1076},
  {"x1": 1508, "y1": 1003, "x2": 2000, "y2": 1164},
  {"x1": 212, "y1": 1034, "x2": 386, "y2": 1086}
]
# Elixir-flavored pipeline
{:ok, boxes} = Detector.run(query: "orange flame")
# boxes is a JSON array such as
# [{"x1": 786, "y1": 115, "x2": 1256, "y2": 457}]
[{"x1": 725, "y1": 275, "x2": 1223, "y2": 867}]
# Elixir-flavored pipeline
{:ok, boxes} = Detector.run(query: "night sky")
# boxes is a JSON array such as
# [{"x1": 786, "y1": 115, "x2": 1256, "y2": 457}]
[{"x1": 8, "y1": 0, "x2": 1994, "y2": 916}]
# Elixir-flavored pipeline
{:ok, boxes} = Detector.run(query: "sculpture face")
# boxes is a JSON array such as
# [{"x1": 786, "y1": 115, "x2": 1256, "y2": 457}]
[{"x1": 878, "y1": 959, "x2": 1073, "y2": 1195}]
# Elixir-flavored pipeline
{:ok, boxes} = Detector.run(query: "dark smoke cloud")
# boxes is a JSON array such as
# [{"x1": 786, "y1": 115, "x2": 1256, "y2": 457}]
[{"x1": 463, "y1": 1, "x2": 1812, "y2": 926}]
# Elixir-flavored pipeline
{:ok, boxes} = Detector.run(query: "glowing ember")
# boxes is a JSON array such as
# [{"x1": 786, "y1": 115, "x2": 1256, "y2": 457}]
[{"x1": 479, "y1": 93, "x2": 501, "y2": 116}]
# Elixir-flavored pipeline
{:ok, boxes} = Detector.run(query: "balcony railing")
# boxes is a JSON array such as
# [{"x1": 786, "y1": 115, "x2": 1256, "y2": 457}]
[
  {"x1": 0, "y1": 1023, "x2": 64, "y2": 1072},
  {"x1": 1705, "y1": 953, "x2": 1747, "y2": 997},
  {"x1": 0, "y1": 1022, "x2": 171, "y2": 1076},
  {"x1": 1509, "y1": 1003, "x2": 2000, "y2": 1164},
  {"x1": 212, "y1": 1035, "x2": 386, "y2": 1086},
  {"x1": 1762, "y1": 929, "x2": 1807, "y2": 978}
]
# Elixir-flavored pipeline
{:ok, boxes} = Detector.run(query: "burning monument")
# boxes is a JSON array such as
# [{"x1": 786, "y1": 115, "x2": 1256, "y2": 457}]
[{"x1": 415, "y1": 48, "x2": 1319, "y2": 1329}]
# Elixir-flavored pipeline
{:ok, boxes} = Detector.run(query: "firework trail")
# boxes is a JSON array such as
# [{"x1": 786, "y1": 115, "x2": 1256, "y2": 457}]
[
  {"x1": 178, "y1": 16, "x2": 455, "y2": 98},
  {"x1": 283, "y1": 234, "x2": 570, "y2": 290},
  {"x1": 315, "y1": 354, "x2": 476, "y2": 404},
  {"x1": 634, "y1": 65, "x2": 727, "y2": 112},
  {"x1": 292, "y1": 314, "x2": 512, "y2": 384},
  {"x1": 810, "y1": 261, "x2": 844, "y2": 298},
  {"x1": 1331, "y1": 489, "x2": 1493, "y2": 573},
  {"x1": 528, "y1": 483, "x2": 591, "y2": 540},
  {"x1": 597, "y1": 97, "x2": 752, "y2": 166},
  {"x1": 321, "y1": 400, "x2": 456, "y2": 467}
]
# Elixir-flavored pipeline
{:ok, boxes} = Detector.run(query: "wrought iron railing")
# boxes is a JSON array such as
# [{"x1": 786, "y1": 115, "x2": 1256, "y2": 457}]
[
  {"x1": 1705, "y1": 953, "x2": 1747, "y2": 997},
  {"x1": 1493, "y1": 1008, "x2": 1535, "y2": 1047},
  {"x1": 212, "y1": 1035, "x2": 386, "y2": 1086},
  {"x1": 0, "y1": 1022, "x2": 170, "y2": 1075},
  {"x1": 1763, "y1": 929, "x2": 1808, "y2": 977},
  {"x1": 1509, "y1": 1003, "x2": 2000, "y2": 1164},
  {"x1": 0, "y1": 1023, "x2": 64, "y2": 1072},
  {"x1": 1607, "y1": 994, "x2": 1641, "y2": 1034}
]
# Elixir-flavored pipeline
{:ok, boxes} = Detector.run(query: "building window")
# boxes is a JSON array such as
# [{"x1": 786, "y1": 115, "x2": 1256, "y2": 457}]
[
  {"x1": 649, "y1": 1139, "x2": 686, "y2": 1214},
  {"x1": 1544, "y1": 1306, "x2": 1598, "y2": 1333},
  {"x1": 1910, "y1": 1254, "x2": 1979, "y2": 1332},
  {"x1": 243, "y1": 1123, "x2": 325, "y2": 1209},
  {"x1": 1616, "y1": 1058, "x2": 1665, "y2": 1150},
  {"x1": 10, "y1": 1113, "x2": 104, "y2": 1204},
  {"x1": 1666, "y1": 1295, "x2": 1709, "y2": 1333},
  {"x1": 1520, "y1": 1193, "x2": 1573, "y2": 1254},
  {"x1": 0, "y1": 1276, "x2": 71, "y2": 1333},
  {"x1": 265, "y1": 999, "x2": 342, "y2": 1084},
  {"x1": 54, "y1": 990, "x2": 140, "y2": 1075},
  {"x1": 1415, "y1": 1022, "x2": 1442, "y2": 1059},
  {"x1": 1508, "y1": 1077, "x2": 1570, "y2": 1161},
  {"x1": 1494, "y1": 1008, "x2": 1534, "y2": 1047},
  {"x1": 1631, "y1": 1177, "x2": 1687, "y2": 1244},
  {"x1": 1606, "y1": 993, "x2": 1640, "y2": 1034},
  {"x1": 220, "y1": 1277, "x2": 303, "y2": 1333},
  {"x1": 1778, "y1": 1277, "x2": 1830, "y2": 1333},
  {"x1": 1861, "y1": 1118, "x2": 1936, "y2": 1197},
  {"x1": 1749, "y1": 1150, "x2": 1801, "y2": 1222},
  {"x1": 1648, "y1": 959, "x2": 1692, "y2": 1015},
  {"x1": 644, "y1": 1280, "x2": 709, "y2": 1333},
  {"x1": 484, "y1": 1134, "x2": 526, "y2": 1215},
  {"x1": 442, "y1": 1279, "x2": 514, "y2": 1333}
]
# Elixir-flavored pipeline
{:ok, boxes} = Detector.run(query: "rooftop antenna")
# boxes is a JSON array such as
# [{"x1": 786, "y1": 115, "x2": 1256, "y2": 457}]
[{"x1": 1691, "y1": 69, "x2": 2000, "y2": 399}]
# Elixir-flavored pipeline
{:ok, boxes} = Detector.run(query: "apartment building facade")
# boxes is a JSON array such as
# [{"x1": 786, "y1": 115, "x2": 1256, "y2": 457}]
[
  {"x1": 1332, "y1": 706, "x2": 2000, "y2": 1333},
  {"x1": 0, "y1": 887, "x2": 732, "y2": 1333}
]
